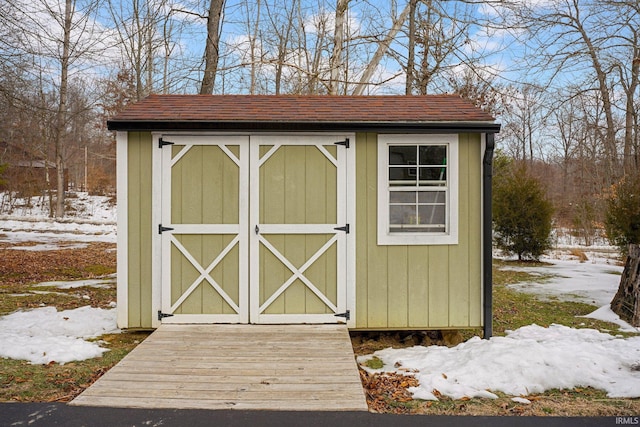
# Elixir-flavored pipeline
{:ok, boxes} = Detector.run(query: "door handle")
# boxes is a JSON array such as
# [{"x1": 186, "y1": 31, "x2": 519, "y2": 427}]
[{"x1": 255, "y1": 225, "x2": 259, "y2": 235}]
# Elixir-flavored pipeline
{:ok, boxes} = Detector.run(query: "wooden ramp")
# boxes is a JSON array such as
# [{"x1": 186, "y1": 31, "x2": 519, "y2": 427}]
[{"x1": 71, "y1": 324, "x2": 368, "y2": 411}]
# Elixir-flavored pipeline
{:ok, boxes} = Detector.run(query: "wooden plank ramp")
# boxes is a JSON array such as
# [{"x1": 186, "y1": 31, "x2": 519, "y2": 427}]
[{"x1": 71, "y1": 324, "x2": 368, "y2": 411}]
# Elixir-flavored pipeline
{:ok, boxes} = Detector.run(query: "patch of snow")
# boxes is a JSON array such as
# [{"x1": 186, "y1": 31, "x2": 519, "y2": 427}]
[
  {"x1": 511, "y1": 397, "x2": 531, "y2": 404},
  {"x1": 583, "y1": 305, "x2": 640, "y2": 333},
  {"x1": 0, "y1": 192, "x2": 117, "y2": 248},
  {"x1": 0, "y1": 226, "x2": 116, "y2": 247},
  {"x1": 359, "y1": 324, "x2": 640, "y2": 401},
  {"x1": 7, "y1": 243, "x2": 89, "y2": 251},
  {"x1": 0, "y1": 192, "x2": 116, "y2": 222},
  {"x1": 33, "y1": 277, "x2": 116, "y2": 289},
  {"x1": 502, "y1": 258, "x2": 624, "y2": 306},
  {"x1": 551, "y1": 228, "x2": 614, "y2": 249},
  {"x1": 0, "y1": 306, "x2": 120, "y2": 365}
]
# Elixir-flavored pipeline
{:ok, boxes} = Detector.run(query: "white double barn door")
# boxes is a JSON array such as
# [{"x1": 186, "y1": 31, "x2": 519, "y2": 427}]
[{"x1": 157, "y1": 134, "x2": 352, "y2": 325}]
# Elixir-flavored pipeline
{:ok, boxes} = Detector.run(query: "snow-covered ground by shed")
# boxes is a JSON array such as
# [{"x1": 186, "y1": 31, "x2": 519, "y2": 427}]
[{"x1": 359, "y1": 324, "x2": 640, "y2": 400}]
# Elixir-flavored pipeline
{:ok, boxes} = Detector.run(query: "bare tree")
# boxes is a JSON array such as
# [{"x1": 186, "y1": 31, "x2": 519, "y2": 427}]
[
  {"x1": 352, "y1": 3, "x2": 410, "y2": 96},
  {"x1": 200, "y1": 0, "x2": 225, "y2": 94},
  {"x1": 610, "y1": 1, "x2": 640, "y2": 174},
  {"x1": 405, "y1": 0, "x2": 417, "y2": 95},
  {"x1": 108, "y1": 0, "x2": 156, "y2": 100},
  {"x1": 498, "y1": 0, "x2": 640, "y2": 184},
  {"x1": 52, "y1": 0, "x2": 73, "y2": 216},
  {"x1": 329, "y1": 0, "x2": 349, "y2": 94},
  {"x1": 263, "y1": 0, "x2": 298, "y2": 94}
]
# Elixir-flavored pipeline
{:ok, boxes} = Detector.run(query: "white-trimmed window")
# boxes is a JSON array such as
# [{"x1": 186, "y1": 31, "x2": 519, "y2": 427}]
[{"x1": 377, "y1": 134, "x2": 458, "y2": 245}]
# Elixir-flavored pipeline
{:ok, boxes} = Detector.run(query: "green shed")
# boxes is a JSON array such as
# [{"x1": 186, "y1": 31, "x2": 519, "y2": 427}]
[{"x1": 108, "y1": 95, "x2": 500, "y2": 336}]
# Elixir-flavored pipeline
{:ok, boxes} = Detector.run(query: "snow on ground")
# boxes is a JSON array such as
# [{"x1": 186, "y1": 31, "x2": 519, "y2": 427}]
[
  {"x1": 503, "y1": 257, "x2": 624, "y2": 307},
  {"x1": 0, "y1": 193, "x2": 119, "y2": 365},
  {"x1": 0, "y1": 192, "x2": 116, "y2": 222},
  {"x1": 0, "y1": 192, "x2": 116, "y2": 248},
  {"x1": 33, "y1": 276, "x2": 116, "y2": 290},
  {"x1": 0, "y1": 306, "x2": 119, "y2": 364},
  {"x1": 584, "y1": 305, "x2": 639, "y2": 333},
  {"x1": 359, "y1": 324, "x2": 640, "y2": 400}
]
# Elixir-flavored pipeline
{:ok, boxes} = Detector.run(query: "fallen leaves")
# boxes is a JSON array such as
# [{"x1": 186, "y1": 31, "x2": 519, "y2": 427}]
[
  {"x1": 0, "y1": 242, "x2": 116, "y2": 290},
  {"x1": 0, "y1": 242, "x2": 116, "y2": 314},
  {"x1": 360, "y1": 369, "x2": 420, "y2": 414}
]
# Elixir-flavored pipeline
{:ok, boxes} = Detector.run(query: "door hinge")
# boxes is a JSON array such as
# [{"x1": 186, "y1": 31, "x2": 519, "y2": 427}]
[
  {"x1": 334, "y1": 310, "x2": 350, "y2": 321},
  {"x1": 159, "y1": 138, "x2": 175, "y2": 148},
  {"x1": 334, "y1": 224, "x2": 350, "y2": 234},
  {"x1": 158, "y1": 310, "x2": 174, "y2": 321},
  {"x1": 334, "y1": 138, "x2": 350, "y2": 148},
  {"x1": 158, "y1": 224, "x2": 174, "y2": 234}
]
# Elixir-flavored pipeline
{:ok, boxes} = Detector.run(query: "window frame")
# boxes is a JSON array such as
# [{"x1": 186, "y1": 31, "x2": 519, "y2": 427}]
[{"x1": 377, "y1": 134, "x2": 459, "y2": 246}]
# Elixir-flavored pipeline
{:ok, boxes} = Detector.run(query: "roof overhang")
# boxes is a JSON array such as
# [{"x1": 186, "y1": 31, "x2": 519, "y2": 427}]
[{"x1": 107, "y1": 120, "x2": 501, "y2": 134}]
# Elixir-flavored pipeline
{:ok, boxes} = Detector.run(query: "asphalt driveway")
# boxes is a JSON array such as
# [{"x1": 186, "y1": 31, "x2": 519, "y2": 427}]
[{"x1": 0, "y1": 403, "x2": 619, "y2": 427}]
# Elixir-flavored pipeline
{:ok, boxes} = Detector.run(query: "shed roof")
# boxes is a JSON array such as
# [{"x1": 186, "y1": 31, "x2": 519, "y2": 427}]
[{"x1": 107, "y1": 94, "x2": 500, "y2": 133}]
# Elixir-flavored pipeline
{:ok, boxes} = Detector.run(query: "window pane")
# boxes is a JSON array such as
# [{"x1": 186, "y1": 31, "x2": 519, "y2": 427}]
[
  {"x1": 390, "y1": 191, "x2": 416, "y2": 203},
  {"x1": 389, "y1": 167, "x2": 417, "y2": 184},
  {"x1": 418, "y1": 191, "x2": 446, "y2": 204},
  {"x1": 389, "y1": 146, "x2": 417, "y2": 165},
  {"x1": 419, "y1": 205, "x2": 446, "y2": 228},
  {"x1": 389, "y1": 205, "x2": 417, "y2": 225},
  {"x1": 419, "y1": 167, "x2": 446, "y2": 182},
  {"x1": 419, "y1": 145, "x2": 446, "y2": 165}
]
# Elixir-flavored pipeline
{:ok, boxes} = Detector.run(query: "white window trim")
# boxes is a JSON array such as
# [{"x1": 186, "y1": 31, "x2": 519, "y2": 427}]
[{"x1": 377, "y1": 134, "x2": 459, "y2": 246}]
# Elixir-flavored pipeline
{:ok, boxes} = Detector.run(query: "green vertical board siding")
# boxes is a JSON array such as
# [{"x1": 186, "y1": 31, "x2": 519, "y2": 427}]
[
  {"x1": 387, "y1": 246, "x2": 408, "y2": 327},
  {"x1": 466, "y1": 134, "x2": 483, "y2": 326},
  {"x1": 407, "y1": 246, "x2": 429, "y2": 327},
  {"x1": 354, "y1": 132, "x2": 483, "y2": 329},
  {"x1": 363, "y1": 133, "x2": 388, "y2": 328},
  {"x1": 354, "y1": 134, "x2": 371, "y2": 328},
  {"x1": 127, "y1": 132, "x2": 153, "y2": 328}
]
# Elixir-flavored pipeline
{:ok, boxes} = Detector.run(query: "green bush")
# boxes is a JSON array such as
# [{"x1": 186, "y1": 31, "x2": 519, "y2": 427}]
[
  {"x1": 493, "y1": 164, "x2": 554, "y2": 260},
  {"x1": 605, "y1": 174, "x2": 640, "y2": 254}
]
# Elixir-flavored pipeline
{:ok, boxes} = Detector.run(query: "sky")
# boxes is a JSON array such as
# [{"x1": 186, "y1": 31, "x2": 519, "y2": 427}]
[
  {"x1": 9, "y1": 0, "x2": 635, "y2": 105},
  {"x1": 11, "y1": 0, "x2": 618, "y2": 99},
  {"x1": 74, "y1": 0, "x2": 518, "y2": 95}
]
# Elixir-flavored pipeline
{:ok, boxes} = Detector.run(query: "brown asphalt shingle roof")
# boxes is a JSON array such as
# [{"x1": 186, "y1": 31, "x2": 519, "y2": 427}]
[{"x1": 107, "y1": 94, "x2": 499, "y2": 132}]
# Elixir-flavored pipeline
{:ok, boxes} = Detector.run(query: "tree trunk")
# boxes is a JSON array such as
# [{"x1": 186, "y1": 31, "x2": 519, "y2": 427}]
[
  {"x1": 405, "y1": 0, "x2": 416, "y2": 95},
  {"x1": 55, "y1": 0, "x2": 72, "y2": 218},
  {"x1": 200, "y1": 0, "x2": 225, "y2": 95},
  {"x1": 611, "y1": 244, "x2": 640, "y2": 327},
  {"x1": 623, "y1": 54, "x2": 640, "y2": 175},
  {"x1": 329, "y1": 0, "x2": 349, "y2": 95}
]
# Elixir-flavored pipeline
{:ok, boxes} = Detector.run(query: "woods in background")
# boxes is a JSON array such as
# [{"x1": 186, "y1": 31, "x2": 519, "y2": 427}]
[{"x1": 0, "y1": 0, "x2": 637, "y2": 231}]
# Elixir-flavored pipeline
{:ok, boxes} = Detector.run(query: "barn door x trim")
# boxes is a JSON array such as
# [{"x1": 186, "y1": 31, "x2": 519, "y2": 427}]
[
  {"x1": 157, "y1": 135, "x2": 249, "y2": 325},
  {"x1": 249, "y1": 135, "x2": 355, "y2": 325},
  {"x1": 151, "y1": 133, "x2": 356, "y2": 328}
]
